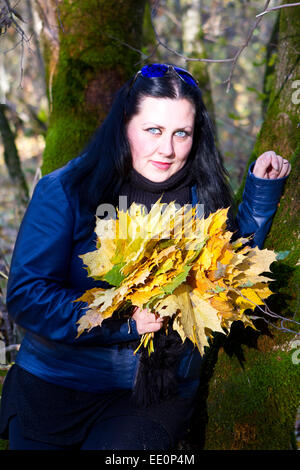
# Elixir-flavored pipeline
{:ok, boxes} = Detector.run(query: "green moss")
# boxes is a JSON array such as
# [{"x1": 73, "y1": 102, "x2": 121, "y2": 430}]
[
  {"x1": 203, "y1": 4, "x2": 300, "y2": 451},
  {"x1": 42, "y1": 0, "x2": 147, "y2": 175},
  {"x1": 141, "y1": 1, "x2": 157, "y2": 57},
  {"x1": 204, "y1": 348, "x2": 300, "y2": 450},
  {"x1": 0, "y1": 368, "x2": 7, "y2": 394},
  {"x1": 42, "y1": 114, "x2": 98, "y2": 174}
]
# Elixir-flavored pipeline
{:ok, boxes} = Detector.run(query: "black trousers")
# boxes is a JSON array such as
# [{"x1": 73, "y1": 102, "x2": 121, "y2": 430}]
[
  {"x1": 8, "y1": 413, "x2": 171, "y2": 450},
  {"x1": 1, "y1": 365, "x2": 193, "y2": 450}
]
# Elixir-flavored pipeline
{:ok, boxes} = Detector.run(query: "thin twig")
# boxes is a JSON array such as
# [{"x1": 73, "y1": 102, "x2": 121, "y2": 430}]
[
  {"x1": 136, "y1": 43, "x2": 160, "y2": 66},
  {"x1": 226, "y1": 1, "x2": 300, "y2": 92},
  {"x1": 256, "y1": 2, "x2": 300, "y2": 18},
  {"x1": 107, "y1": 33, "x2": 159, "y2": 67},
  {"x1": 0, "y1": 246, "x2": 10, "y2": 271},
  {"x1": 54, "y1": 0, "x2": 65, "y2": 33},
  {"x1": 106, "y1": 0, "x2": 300, "y2": 93},
  {"x1": 224, "y1": 0, "x2": 272, "y2": 93},
  {"x1": 251, "y1": 314, "x2": 300, "y2": 335},
  {"x1": 19, "y1": 27, "x2": 24, "y2": 88},
  {"x1": 149, "y1": 7, "x2": 235, "y2": 64},
  {"x1": 229, "y1": 286, "x2": 300, "y2": 335},
  {"x1": 107, "y1": 34, "x2": 148, "y2": 58}
]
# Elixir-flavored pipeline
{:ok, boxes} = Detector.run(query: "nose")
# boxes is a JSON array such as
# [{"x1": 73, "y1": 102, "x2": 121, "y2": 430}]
[{"x1": 158, "y1": 133, "x2": 174, "y2": 158}]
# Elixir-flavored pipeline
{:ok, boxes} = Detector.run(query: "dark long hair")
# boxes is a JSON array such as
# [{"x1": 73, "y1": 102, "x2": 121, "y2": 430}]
[{"x1": 61, "y1": 66, "x2": 236, "y2": 234}]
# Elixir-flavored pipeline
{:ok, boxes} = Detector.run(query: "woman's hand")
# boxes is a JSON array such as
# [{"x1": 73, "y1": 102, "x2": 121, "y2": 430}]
[
  {"x1": 253, "y1": 151, "x2": 291, "y2": 179},
  {"x1": 132, "y1": 306, "x2": 163, "y2": 335}
]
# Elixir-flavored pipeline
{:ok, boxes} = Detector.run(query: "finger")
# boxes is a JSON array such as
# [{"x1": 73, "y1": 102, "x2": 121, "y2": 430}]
[
  {"x1": 145, "y1": 314, "x2": 163, "y2": 325},
  {"x1": 133, "y1": 308, "x2": 162, "y2": 324},
  {"x1": 140, "y1": 320, "x2": 163, "y2": 334},
  {"x1": 148, "y1": 321, "x2": 164, "y2": 332},
  {"x1": 268, "y1": 153, "x2": 279, "y2": 179},
  {"x1": 277, "y1": 160, "x2": 291, "y2": 178},
  {"x1": 284, "y1": 161, "x2": 291, "y2": 176},
  {"x1": 258, "y1": 151, "x2": 280, "y2": 179},
  {"x1": 132, "y1": 307, "x2": 154, "y2": 319},
  {"x1": 144, "y1": 312, "x2": 160, "y2": 323},
  {"x1": 271, "y1": 152, "x2": 280, "y2": 173},
  {"x1": 275, "y1": 155, "x2": 284, "y2": 174},
  {"x1": 253, "y1": 152, "x2": 273, "y2": 178}
]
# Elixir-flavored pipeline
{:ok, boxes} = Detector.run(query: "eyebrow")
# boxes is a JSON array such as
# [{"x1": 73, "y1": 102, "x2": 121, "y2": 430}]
[{"x1": 142, "y1": 122, "x2": 193, "y2": 130}]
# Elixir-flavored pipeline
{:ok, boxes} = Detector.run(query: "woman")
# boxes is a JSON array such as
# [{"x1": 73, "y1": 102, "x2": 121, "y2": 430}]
[{"x1": 0, "y1": 64, "x2": 291, "y2": 450}]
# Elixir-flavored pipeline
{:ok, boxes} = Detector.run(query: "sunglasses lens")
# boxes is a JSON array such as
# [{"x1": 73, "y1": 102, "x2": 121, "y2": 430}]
[
  {"x1": 174, "y1": 68, "x2": 198, "y2": 87},
  {"x1": 139, "y1": 64, "x2": 198, "y2": 87},
  {"x1": 141, "y1": 64, "x2": 169, "y2": 77}
]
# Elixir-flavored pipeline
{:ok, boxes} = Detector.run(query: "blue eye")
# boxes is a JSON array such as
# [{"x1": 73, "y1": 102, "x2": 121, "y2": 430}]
[
  {"x1": 147, "y1": 128, "x2": 160, "y2": 134},
  {"x1": 175, "y1": 130, "x2": 187, "y2": 137}
]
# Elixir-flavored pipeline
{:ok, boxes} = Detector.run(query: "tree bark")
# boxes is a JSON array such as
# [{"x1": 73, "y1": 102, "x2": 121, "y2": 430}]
[
  {"x1": 0, "y1": 104, "x2": 29, "y2": 205},
  {"x1": 201, "y1": 2, "x2": 300, "y2": 450},
  {"x1": 181, "y1": 0, "x2": 216, "y2": 127},
  {"x1": 39, "y1": 0, "x2": 147, "y2": 175}
]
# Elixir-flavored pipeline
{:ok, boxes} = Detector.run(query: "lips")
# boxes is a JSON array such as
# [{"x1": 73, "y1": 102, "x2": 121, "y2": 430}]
[{"x1": 151, "y1": 161, "x2": 172, "y2": 170}]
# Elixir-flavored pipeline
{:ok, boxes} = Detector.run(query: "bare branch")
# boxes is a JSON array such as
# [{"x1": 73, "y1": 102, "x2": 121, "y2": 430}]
[
  {"x1": 0, "y1": 0, "x2": 27, "y2": 33},
  {"x1": 34, "y1": 0, "x2": 60, "y2": 43},
  {"x1": 54, "y1": 0, "x2": 64, "y2": 34},
  {"x1": 0, "y1": 271, "x2": 8, "y2": 280},
  {"x1": 229, "y1": 285, "x2": 300, "y2": 336},
  {"x1": 138, "y1": 43, "x2": 160, "y2": 66},
  {"x1": 149, "y1": 7, "x2": 235, "y2": 64},
  {"x1": 0, "y1": 0, "x2": 34, "y2": 87},
  {"x1": 108, "y1": 34, "x2": 149, "y2": 59},
  {"x1": 224, "y1": 0, "x2": 272, "y2": 93},
  {"x1": 148, "y1": 1, "x2": 300, "y2": 93},
  {"x1": 256, "y1": 2, "x2": 300, "y2": 18},
  {"x1": 0, "y1": 247, "x2": 10, "y2": 271},
  {"x1": 225, "y1": 1, "x2": 300, "y2": 92},
  {"x1": 106, "y1": 33, "x2": 160, "y2": 69}
]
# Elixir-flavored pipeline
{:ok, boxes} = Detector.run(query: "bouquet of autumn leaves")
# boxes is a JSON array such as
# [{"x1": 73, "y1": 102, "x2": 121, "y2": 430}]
[{"x1": 75, "y1": 200, "x2": 277, "y2": 355}]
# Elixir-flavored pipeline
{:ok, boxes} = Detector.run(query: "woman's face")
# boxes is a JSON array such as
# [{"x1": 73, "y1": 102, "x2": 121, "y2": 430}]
[{"x1": 126, "y1": 96, "x2": 195, "y2": 182}]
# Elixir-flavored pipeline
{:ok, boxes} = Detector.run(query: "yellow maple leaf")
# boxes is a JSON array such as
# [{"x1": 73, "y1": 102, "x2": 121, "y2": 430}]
[
  {"x1": 129, "y1": 286, "x2": 164, "y2": 309},
  {"x1": 155, "y1": 294, "x2": 181, "y2": 318},
  {"x1": 190, "y1": 293, "x2": 224, "y2": 339},
  {"x1": 75, "y1": 201, "x2": 279, "y2": 356},
  {"x1": 206, "y1": 207, "x2": 229, "y2": 236},
  {"x1": 74, "y1": 287, "x2": 104, "y2": 305},
  {"x1": 174, "y1": 284, "x2": 208, "y2": 353},
  {"x1": 80, "y1": 249, "x2": 114, "y2": 279},
  {"x1": 77, "y1": 308, "x2": 104, "y2": 337}
]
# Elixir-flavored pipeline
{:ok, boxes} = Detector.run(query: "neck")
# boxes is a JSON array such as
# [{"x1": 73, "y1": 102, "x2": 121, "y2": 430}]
[{"x1": 119, "y1": 160, "x2": 195, "y2": 211}]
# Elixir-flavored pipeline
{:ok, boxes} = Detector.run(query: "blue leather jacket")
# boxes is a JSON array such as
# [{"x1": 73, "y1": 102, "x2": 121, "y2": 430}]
[{"x1": 6, "y1": 157, "x2": 288, "y2": 398}]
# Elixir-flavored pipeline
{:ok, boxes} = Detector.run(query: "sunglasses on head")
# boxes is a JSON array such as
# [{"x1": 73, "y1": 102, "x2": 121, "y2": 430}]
[{"x1": 130, "y1": 63, "x2": 199, "y2": 89}]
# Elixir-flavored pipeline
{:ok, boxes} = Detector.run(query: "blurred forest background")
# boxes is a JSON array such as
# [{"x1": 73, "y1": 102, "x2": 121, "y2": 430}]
[
  {"x1": 0, "y1": 0, "x2": 299, "y2": 451},
  {"x1": 0, "y1": 0, "x2": 279, "y2": 255}
]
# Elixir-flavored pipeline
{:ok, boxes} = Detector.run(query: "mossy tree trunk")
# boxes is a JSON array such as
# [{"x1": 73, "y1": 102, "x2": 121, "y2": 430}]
[
  {"x1": 200, "y1": 2, "x2": 300, "y2": 450},
  {"x1": 40, "y1": 0, "x2": 147, "y2": 175},
  {"x1": 181, "y1": 0, "x2": 216, "y2": 128},
  {"x1": 0, "y1": 105, "x2": 29, "y2": 205}
]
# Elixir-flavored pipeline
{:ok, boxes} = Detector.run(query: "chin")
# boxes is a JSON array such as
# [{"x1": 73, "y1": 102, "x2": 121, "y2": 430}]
[
  {"x1": 134, "y1": 162, "x2": 181, "y2": 182},
  {"x1": 146, "y1": 164, "x2": 180, "y2": 182},
  {"x1": 147, "y1": 171, "x2": 172, "y2": 182}
]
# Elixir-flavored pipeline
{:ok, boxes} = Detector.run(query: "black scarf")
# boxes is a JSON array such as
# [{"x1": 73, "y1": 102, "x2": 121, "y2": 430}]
[
  {"x1": 119, "y1": 162, "x2": 195, "y2": 407},
  {"x1": 119, "y1": 160, "x2": 195, "y2": 210}
]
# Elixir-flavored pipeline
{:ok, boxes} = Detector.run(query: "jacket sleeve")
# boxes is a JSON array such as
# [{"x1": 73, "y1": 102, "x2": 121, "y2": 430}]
[
  {"x1": 5, "y1": 174, "x2": 140, "y2": 345},
  {"x1": 236, "y1": 162, "x2": 288, "y2": 248}
]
